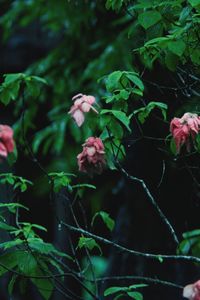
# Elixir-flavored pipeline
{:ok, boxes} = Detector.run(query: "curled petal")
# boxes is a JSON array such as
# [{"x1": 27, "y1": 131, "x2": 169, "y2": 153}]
[{"x1": 72, "y1": 93, "x2": 83, "y2": 101}]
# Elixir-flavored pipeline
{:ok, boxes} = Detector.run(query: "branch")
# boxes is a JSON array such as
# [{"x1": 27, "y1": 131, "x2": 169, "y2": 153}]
[
  {"x1": 61, "y1": 221, "x2": 200, "y2": 265},
  {"x1": 116, "y1": 161, "x2": 179, "y2": 245}
]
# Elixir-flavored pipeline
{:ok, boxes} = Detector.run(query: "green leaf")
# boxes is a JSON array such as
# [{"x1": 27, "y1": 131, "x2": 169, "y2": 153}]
[
  {"x1": 72, "y1": 184, "x2": 96, "y2": 190},
  {"x1": 92, "y1": 211, "x2": 115, "y2": 231},
  {"x1": 105, "y1": 0, "x2": 124, "y2": 11},
  {"x1": 183, "y1": 229, "x2": 200, "y2": 239},
  {"x1": 126, "y1": 73, "x2": 144, "y2": 91},
  {"x1": 134, "y1": 102, "x2": 167, "y2": 124},
  {"x1": 138, "y1": 11, "x2": 162, "y2": 29},
  {"x1": 78, "y1": 237, "x2": 102, "y2": 254},
  {"x1": 104, "y1": 286, "x2": 127, "y2": 296},
  {"x1": 165, "y1": 51, "x2": 179, "y2": 71},
  {"x1": 106, "y1": 71, "x2": 123, "y2": 92},
  {"x1": 8, "y1": 274, "x2": 18, "y2": 296},
  {"x1": 0, "y1": 251, "x2": 24, "y2": 276},
  {"x1": 127, "y1": 291, "x2": 143, "y2": 300},
  {"x1": 31, "y1": 266, "x2": 54, "y2": 300},
  {"x1": 170, "y1": 138, "x2": 177, "y2": 155},
  {"x1": 28, "y1": 238, "x2": 72, "y2": 260},
  {"x1": 168, "y1": 40, "x2": 186, "y2": 57},
  {"x1": 188, "y1": 0, "x2": 200, "y2": 7},
  {"x1": 101, "y1": 109, "x2": 131, "y2": 132},
  {"x1": 0, "y1": 202, "x2": 29, "y2": 213},
  {"x1": 0, "y1": 222, "x2": 17, "y2": 231},
  {"x1": 191, "y1": 49, "x2": 200, "y2": 65}
]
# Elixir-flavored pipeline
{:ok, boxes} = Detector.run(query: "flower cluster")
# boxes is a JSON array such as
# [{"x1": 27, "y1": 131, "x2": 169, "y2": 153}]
[
  {"x1": 77, "y1": 137, "x2": 106, "y2": 175},
  {"x1": 0, "y1": 125, "x2": 14, "y2": 159},
  {"x1": 68, "y1": 93, "x2": 98, "y2": 127},
  {"x1": 170, "y1": 112, "x2": 200, "y2": 152},
  {"x1": 183, "y1": 280, "x2": 200, "y2": 300}
]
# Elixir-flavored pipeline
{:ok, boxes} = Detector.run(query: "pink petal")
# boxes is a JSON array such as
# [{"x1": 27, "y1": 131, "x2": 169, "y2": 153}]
[
  {"x1": 0, "y1": 142, "x2": 8, "y2": 158},
  {"x1": 81, "y1": 102, "x2": 91, "y2": 113},
  {"x1": 72, "y1": 109, "x2": 85, "y2": 127}
]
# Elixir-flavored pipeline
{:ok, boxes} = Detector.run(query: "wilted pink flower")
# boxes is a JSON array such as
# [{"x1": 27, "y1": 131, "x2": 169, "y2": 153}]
[
  {"x1": 0, "y1": 125, "x2": 14, "y2": 158},
  {"x1": 183, "y1": 280, "x2": 200, "y2": 300},
  {"x1": 170, "y1": 113, "x2": 200, "y2": 152},
  {"x1": 69, "y1": 93, "x2": 98, "y2": 127},
  {"x1": 77, "y1": 137, "x2": 106, "y2": 175}
]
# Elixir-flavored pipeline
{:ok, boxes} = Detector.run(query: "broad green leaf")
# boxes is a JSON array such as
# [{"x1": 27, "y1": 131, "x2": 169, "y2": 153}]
[
  {"x1": 92, "y1": 211, "x2": 115, "y2": 231},
  {"x1": 191, "y1": 49, "x2": 200, "y2": 65},
  {"x1": 31, "y1": 266, "x2": 54, "y2": 300},
  {"x1": 138, "y1": 11, "x2": 162, "y2": 29},
  {"x1": 28, "y1": 238, "x2": 72, "y2": 260},
  {"x1": 106, "y1": 71, "x2": 123, "y2": 92},
  {"x1": 168, "y1": 40, "x2": 186, "y2": 57},
  {"x1": 0, "y1": 251, "x2": 23, "y2": 276},
  {"x1": 101, "y1": 110, "x2": 131, "y2": 132},
  {"x1": 126, "y1": 73, "x2": 144, "y2": 91}
]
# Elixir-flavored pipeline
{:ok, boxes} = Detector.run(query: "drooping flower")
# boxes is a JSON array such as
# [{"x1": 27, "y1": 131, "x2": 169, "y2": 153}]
[
  {"x1": 77, "y1": 137, "x2": 106, "y2": 175},
  {"x1": 183, "y1": 280, "x2": 200, "y2": 300},
  {"x1": 69, "y1": 93, "x2": 98, "y2": 127},
  {"x1": 0, "y1": 125, "x2": 14, "y2": 158},
  {"x1": 170, "y1": 112, "x2": 200, "y2": 152}
]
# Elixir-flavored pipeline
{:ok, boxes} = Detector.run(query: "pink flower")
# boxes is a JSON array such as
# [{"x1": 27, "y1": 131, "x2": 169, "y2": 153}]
[
  {"x1": 0, "y1": 125, "x2": 14, "y2": 158},
  {"x1": 183, "y1": 280, "x2": 200, "y2": 300},
  {"x1": 77, "y1": 137, "x2": 106, "y2": 175},
  {"x1": 69, "y1": 93, "x2": 98, "y2": 127},
  {"x1": 170, "y1": 113, "x2": 200, "y2": 152}
]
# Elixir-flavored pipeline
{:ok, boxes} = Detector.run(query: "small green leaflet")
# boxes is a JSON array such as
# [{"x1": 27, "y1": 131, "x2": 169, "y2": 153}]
[
  {"x1": 134, "y1": 102, "x2": 168, "y2": 124},
  {"x1": 92, "y1": 211, "x2": 115, "y2": 231},
  {"x1": 72, "y1": 184, "x2": 96, "y2": 190},
  {"x1": 0, "y1": 202, "x2": 29, "y2": 213},
  {"x1": 104, "y1": 284, "x2": 148, "y2": 296},
  {"x1": 78, "y1": 237, "x2": 102, "y2": 254}
]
